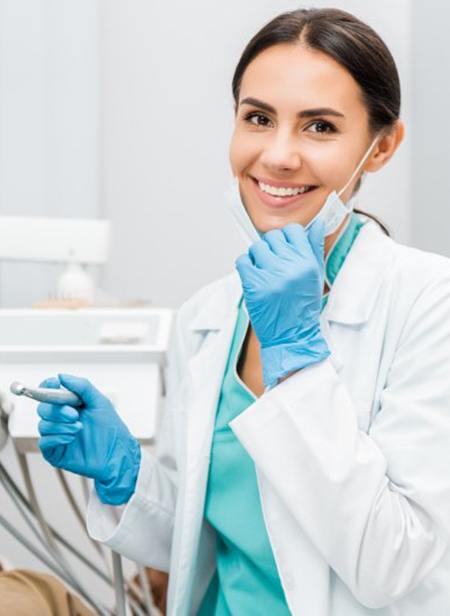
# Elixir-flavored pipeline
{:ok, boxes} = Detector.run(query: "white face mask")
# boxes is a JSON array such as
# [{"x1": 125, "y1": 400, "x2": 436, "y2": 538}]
[{"x1": 227, "y1": 135, "x2": 380, "y2": 246}]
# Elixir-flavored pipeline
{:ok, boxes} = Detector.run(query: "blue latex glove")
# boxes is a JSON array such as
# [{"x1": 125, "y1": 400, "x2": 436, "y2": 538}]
[
  {"x1": 37, "y1": 374, "x2": 141, "y2": 506},
  {"x1": 235, "y1": 219, "x2": 330, "y2": 388}
]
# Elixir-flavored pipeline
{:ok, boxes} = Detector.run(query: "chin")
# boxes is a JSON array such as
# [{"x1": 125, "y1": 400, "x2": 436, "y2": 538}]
[{"x1": 252, "y1": 213, "x2": 306, "y2": 233}]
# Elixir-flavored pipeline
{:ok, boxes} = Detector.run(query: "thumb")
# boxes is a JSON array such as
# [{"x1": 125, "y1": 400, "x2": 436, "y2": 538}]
[
  {"x1": 58, "y1": 374, "x2": 108, "y2": 408},
  {"x1": 306, "y1": 219, "x2": 326, "y2": 268}
]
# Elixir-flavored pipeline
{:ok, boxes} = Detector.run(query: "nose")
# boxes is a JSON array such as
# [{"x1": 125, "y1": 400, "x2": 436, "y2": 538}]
[{"x1": 259, "y1": 130, "x2": 302, "y2": 172}]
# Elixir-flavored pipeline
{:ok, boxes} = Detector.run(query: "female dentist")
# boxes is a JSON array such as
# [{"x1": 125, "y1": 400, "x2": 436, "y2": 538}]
[{"x1": 35, "y1": 8, "x2": 450, "y2": 616}]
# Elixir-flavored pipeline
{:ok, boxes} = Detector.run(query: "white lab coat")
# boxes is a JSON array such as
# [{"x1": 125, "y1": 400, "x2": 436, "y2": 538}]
[{"x1": 87, "y1": 221, "x2": 450, "y2": 615}]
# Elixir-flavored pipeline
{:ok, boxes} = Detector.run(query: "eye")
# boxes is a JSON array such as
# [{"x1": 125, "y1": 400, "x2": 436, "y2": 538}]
[
  {"x1": 306, "y1": 120, "x2": 337, "y2": 134},
  {"x1": 243, "y1": 111, "x2": 273, "y2": 127}
]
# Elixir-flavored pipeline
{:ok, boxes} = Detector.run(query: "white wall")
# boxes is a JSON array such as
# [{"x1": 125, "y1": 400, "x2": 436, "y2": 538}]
[
  {"x1": 98, "y1": 0, "x2": 413, "y2": 309},
  {"x1": 410, "y1": 0, "x2": 450, "y2": 255},
  {"x1": 0, "y1": 0, "x2": 99, "y2": 307}
]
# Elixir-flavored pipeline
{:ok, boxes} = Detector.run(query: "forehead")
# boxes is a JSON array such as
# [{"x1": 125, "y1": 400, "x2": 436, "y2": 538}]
[{"x1": 239, "y1": 43, "x2": 366, "y2": 115}]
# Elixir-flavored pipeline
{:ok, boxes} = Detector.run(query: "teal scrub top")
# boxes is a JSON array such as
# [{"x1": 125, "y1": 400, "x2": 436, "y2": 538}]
[{"x1": 198, "y1": 214, "x2": 365, "y2": 615}]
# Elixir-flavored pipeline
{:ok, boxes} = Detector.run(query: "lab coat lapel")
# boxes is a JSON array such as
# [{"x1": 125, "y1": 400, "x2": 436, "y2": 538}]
[
  {"x1": 185, "y1": 307, "x2": 238, "y2": 472},
  {"x1": 184, "y1": 274, "x2": 242, "y2": 473},
  {"x1": 171, "y1": 276, "x2": 241, "y2": 614},
  {"x1": 321, "y1": 222, "x2": 395, "y2": 373}
]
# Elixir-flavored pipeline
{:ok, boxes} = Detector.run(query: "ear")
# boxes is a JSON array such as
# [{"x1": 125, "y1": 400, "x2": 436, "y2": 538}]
[{"x1": 364, "y1": 120, "x2": 405, "y2": 173}]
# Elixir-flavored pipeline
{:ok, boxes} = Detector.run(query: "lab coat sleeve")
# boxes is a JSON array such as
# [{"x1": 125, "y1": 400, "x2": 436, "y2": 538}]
[
  {"x1": 229, "y1": 273, "x2": 450, "y2": 609},
  {"x1": 86, "y1": 310, "x2": 187, "y2": 571}
]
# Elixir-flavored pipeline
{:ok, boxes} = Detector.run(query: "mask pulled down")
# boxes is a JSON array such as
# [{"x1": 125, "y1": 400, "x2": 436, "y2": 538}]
[{"x1": 227, "y1": 135, "x2": 379, "y2": 247}]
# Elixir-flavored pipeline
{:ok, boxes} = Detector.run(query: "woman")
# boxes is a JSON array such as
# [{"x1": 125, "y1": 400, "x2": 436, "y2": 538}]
[{"x1": 36, "y1": 8, "x2": 450, "y2": 615}]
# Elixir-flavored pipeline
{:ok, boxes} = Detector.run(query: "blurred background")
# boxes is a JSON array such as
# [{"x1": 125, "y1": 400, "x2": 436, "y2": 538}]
[{"x1": 0, "y1": 0, "x2": 448, "y2": 604}]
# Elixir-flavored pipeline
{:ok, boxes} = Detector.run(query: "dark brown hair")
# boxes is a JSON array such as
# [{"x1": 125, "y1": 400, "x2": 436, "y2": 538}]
[{"x1": 232, "y1": 8, "x2": 401, "y2": 235}]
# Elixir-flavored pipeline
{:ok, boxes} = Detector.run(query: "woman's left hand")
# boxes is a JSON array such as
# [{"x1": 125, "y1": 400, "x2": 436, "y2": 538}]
[{"x1": 235, "y1": 219, "x2": 330, "y2": 388}]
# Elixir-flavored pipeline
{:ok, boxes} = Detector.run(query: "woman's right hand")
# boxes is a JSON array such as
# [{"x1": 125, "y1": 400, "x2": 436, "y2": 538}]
[{"x1": 37, "y1": 373, "x2": 141, "y2": 506}]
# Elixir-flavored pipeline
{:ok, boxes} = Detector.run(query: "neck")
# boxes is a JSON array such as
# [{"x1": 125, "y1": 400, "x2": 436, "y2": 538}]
[{"x1": 323, "y1": 213, "x2": 351, "y2": 294}]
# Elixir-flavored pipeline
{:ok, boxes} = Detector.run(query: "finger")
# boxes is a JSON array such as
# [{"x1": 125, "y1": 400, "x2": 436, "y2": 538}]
[
  {"x1": 235, "y1": 254, "x2": 261, "y2": 286},
  {"x1": 248, "y1": 240, "x2": 277, "y2": 269},
  {"x1": 306, "y1": 219, "x2": 326, "y2": 268},
  {"x1": 38, "y1": 419, "x2": 82, "y2": 436},
  {"x1": 37, "y1": 403, "x2": 80, "y2": 423},
  {"x1": 235, "y1": 253, "x2": 253, "y2": 277},
  {"x1": 263, "y1": 229, "x2": 294, "y2": 258},
  {"x1": 39, "y1": 376, "x2": 61, "y2": 389},
  {"x1": 281, "y1": 223, "x2": 310, "y2": 255},
  {"x1": 58, "y1": 374, "x2": 108, "y2": 408},
  {"x1": 236, "y1": 254, "x2": 262, "y2": 294},
  {"x1": 39, "y1": 434, "x2": 77, "y2": 451}
]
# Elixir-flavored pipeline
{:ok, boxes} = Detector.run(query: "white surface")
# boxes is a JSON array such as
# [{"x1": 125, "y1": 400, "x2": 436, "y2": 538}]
[
  {"x1": 0, "y1": 217, "x2": 110, "y2": 264},
  {"x1": 0, "y1": 307, "x2": 172, "y2": 359},
  {"x1": 0, "y1": 307, "x2": 173, "y2": 450}
]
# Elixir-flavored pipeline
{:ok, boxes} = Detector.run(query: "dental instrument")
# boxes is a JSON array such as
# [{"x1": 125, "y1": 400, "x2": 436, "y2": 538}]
[
  {"x1": 10, "y1": 382, "x2": 83, "y2": 407},
  {"x1": 1, "y1": 307, "x2": 173, "y2": 615},
  {"x1": 0, "y1": 462, "x2": 148, "y2": 616}
]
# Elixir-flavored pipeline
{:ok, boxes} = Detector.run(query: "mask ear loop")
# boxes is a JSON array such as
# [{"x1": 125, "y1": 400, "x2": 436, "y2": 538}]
[
  {"x1": 337, "y1": 135, "x2": 380, "y2": 199},
  {"x1": 323, "y1": 135, "x2": 380, "y2": 290}
]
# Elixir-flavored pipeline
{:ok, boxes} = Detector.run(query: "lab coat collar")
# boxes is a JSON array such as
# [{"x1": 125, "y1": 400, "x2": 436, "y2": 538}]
[
  {"x1": 189, "y1": 221, "x2": 394, "y2": 332},
  {"x1": 188, "y1": 274, "x2": 242, "y2": 332}
]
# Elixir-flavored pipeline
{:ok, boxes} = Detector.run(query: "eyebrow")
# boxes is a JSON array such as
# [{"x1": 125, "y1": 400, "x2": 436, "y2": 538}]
[{"x1": 239, "y1": 96, "x2": 345, "y2": 119}]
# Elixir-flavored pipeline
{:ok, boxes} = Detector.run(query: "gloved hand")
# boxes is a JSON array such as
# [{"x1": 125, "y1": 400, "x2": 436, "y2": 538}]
[
  {"x1": 37, "y1": 374, "x2": 141, "y2": 506},
  {"x1": 235, "y1": 219, "x2": 330, "y2": 388}
]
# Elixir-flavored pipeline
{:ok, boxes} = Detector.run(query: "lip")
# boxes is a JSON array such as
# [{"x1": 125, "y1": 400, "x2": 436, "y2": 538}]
[{"x1": 249, "y1": 176, "x2": 318, "y2": 209}]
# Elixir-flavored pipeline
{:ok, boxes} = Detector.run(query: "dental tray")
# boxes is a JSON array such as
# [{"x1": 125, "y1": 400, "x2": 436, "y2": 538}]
[{"x1": 0, "y1": 308, "x2": 173, "y2": 363}]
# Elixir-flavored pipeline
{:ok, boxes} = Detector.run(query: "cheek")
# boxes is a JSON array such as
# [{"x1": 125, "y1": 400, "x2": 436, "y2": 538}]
[
  {"x1": 299, "y1": 141, "x2": 349, "y2": 186},
  {"x1": 229, "y1": 130, "x2": 260, "y2": 173}
]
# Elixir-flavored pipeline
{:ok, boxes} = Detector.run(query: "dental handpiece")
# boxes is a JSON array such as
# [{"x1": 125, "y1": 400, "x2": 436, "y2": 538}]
[{"x1": 10, "y1": 381, "x2": 83, "y2": 407}]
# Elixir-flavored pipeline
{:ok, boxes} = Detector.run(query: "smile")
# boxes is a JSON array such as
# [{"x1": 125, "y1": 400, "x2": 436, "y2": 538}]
[
  {"x1": 250, "y1": 176, "x2": 319, "y2": 209},
  {"x1": 259, "y1": 181, "x2": 315, "y2": 196}
]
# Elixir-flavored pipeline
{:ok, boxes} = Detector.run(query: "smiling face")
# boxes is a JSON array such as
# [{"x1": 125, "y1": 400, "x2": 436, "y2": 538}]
[{"x1": 229, "y1": 43, "x2": 389, "y2": 234}]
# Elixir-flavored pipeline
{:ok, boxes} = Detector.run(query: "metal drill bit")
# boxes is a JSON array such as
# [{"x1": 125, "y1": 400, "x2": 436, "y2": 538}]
[{"x1": 10, "y1": 382, "x2": 82, "y2": 407}]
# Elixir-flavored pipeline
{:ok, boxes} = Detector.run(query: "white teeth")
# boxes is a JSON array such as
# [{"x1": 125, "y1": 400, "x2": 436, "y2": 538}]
[{"x1": 258, "y1": 181, "x2": 311, "y2": 197}]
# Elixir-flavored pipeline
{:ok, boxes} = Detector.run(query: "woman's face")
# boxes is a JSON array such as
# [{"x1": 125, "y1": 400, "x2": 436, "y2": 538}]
[{"x1": 229, "y1": 43, "x2": 378, "y2": 233}]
